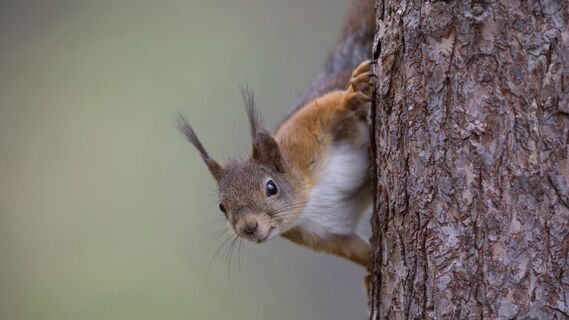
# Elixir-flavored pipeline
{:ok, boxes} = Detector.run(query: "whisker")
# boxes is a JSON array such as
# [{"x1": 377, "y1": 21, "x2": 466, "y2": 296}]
[
  {"x1": 237, "y1": 238, "x2": 243, "y2": 272},
  {"x1": 207, "y1": 234, "x2": 235, "y2": 280},
  {"x1": 195, "y1": 227, "x2": 231, "y2": 254},
  {"x1": 225, "y1": 234, "x2": 240, "y2": 283}
]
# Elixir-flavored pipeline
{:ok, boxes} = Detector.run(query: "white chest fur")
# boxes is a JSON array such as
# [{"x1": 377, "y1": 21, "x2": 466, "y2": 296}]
[{"x1": 296, "y1": 137, "x2": 372, "y2": 238}]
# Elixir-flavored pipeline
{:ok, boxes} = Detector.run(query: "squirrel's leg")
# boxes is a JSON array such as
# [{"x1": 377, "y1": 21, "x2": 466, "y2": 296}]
[
  {"x1": 285, "y1": 59, "x2": 374, "y2": 129},
  {"x1": 275, "y1": 60, "x2": 375, "y2": 173},
  {"x1": 283, "y1": 231, "x2": 370, "y2": 268},
  {"x1": 316, "y1": 233, "x2": 371, "y2": 269}
]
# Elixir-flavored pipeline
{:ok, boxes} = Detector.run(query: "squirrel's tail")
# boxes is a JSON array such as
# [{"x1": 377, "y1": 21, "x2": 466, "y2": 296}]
[
  {"x1": 334, "y1": 0, "x2": 376, "y2": 75},
  {"x1": 287, "y1": 0, "x2": 375, "y2": 115}
]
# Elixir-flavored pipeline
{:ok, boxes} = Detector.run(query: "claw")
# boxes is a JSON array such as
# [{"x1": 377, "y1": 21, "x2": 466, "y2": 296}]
[{"x1": 345, "y1": 60, "x2": 375, "y2": 113}]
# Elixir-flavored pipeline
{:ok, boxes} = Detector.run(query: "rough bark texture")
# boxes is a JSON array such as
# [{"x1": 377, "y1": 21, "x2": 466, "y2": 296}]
[{"x1": 369, "y1": 0, "x2": 569, "y2": 319}]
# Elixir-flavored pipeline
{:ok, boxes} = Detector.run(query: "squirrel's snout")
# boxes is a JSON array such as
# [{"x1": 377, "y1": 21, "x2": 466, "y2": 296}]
[
  {"x1": 236, "y1": 217, "x2": 275, "y2": 243},
  {"x1": 243, "y1": 222, "x2": 258, "y2": 236}
]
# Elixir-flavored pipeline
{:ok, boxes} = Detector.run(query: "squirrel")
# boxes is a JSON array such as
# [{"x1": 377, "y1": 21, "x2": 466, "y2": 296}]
[{"x1": 178, "y1": 0, "x2": 375, "y2": 270}]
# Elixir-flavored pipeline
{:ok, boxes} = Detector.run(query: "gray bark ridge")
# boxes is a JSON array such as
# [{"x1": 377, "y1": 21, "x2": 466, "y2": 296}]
[{"x1": 370, "y1": 0, "x2": 569, "y2": 319}]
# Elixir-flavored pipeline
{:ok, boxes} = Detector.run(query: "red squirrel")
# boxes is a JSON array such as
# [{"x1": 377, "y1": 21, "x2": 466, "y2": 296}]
[{"x1": 178, "y1": 0, "x2": 375, "y2": 270}]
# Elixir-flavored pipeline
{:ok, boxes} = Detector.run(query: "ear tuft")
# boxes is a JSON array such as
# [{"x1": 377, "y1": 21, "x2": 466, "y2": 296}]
[
  {"x1": 177, "y1": 112, "x2": 223, "y2": 180},
  {"x1": 240, "y1": 86, "x2": 286, "y2": 172},
  {"x1": 241, "y1": 85, "x2": 263, "y2": 142}
]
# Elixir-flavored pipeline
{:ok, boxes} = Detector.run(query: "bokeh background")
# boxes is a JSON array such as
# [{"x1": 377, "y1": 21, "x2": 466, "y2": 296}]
[{"x1": 0, "y1": 1, "x2": 371, "y2": 319}]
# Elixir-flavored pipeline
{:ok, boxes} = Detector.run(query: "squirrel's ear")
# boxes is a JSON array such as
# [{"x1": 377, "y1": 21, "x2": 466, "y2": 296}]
[
  {"x1": 241, "y1": 86, "x2": 285, "y2": 172},
  {"x1": 251, "y1": 132, "x2": 285, "y2": 172},
  {"x1": 177, "y1": 113, "x2": 224, "y2": 181}
]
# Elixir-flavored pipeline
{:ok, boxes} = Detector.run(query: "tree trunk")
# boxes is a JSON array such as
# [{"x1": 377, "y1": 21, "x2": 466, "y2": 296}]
[{"x1": 369, "y1": 1, "x2": 569, "y2": 319}]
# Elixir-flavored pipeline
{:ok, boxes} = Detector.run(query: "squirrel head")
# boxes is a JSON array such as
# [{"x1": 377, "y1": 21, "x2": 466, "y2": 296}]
[{"x1": 178, "y1": 88, "x2": 302, "y2": 243}]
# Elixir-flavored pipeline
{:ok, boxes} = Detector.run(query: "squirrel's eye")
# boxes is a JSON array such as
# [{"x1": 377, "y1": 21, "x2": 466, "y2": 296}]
[
  {"x1": 219, "y1": 203, "x2": 226, "y2": 214},
  {"x1": 265, "y1": 180, "x2": 278, "y2": 196}
]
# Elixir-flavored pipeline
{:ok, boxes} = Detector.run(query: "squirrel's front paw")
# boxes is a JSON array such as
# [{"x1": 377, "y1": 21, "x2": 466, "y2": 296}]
[{"x1": 346, "y1": 60, "x2": 376, "y2": 111}]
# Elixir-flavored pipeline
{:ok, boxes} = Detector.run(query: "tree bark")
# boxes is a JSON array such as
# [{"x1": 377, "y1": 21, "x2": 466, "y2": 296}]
[{"x1": 369, "y1": 1, "x2": 569, "y2": 319}]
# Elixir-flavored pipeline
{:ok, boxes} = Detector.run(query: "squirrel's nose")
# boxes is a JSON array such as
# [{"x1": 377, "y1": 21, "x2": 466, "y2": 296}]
[{"x1": 243, "y1": 222, "x2": 258, "y2": 236}]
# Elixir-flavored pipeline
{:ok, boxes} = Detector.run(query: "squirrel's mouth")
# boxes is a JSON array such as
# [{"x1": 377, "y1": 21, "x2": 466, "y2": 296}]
[{"x1": 254, "y1": 226, "x2": 276, "y2": 243}]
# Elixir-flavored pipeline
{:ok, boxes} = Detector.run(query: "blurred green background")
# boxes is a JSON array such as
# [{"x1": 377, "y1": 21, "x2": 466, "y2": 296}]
[{"x1": 0, "y1": 0, "x2": 370, "y2": 319}]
